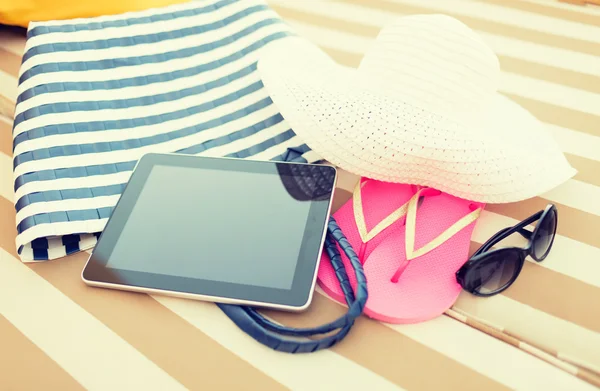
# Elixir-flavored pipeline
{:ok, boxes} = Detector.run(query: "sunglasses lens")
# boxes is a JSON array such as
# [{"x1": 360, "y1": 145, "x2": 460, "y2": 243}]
[
  {"x1": 533, "y1": 207, "x2": 557, "y2": 260},
  {"x1": 466, "y1": 250, "x2": 521, "y2": 295}
]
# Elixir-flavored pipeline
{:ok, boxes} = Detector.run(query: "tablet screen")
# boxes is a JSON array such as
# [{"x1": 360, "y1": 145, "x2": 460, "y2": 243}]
[
  {"x1": 106, "y1": 164, "x2": 310, "y2": 290},
  {"x1": 83, "y1": 154, "x2": 336, "y2": 309}
]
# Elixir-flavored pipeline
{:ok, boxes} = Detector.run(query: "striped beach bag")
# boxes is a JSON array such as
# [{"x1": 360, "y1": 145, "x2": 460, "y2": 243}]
[
  {"x1": 12, "y1": 0, "x2": 321, "y2": 262},
  {"x1": 11, "y1": 0, "x2": 369, "y2": 353}
]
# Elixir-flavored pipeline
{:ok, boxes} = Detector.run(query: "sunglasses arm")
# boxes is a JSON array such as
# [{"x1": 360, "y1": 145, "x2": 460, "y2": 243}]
[
  {"x1": 473, "y1": 211, "x2": 542, "y2": 256},
  {"x1": 512, "y1": 210, "x2": 544, "y2": 241}
]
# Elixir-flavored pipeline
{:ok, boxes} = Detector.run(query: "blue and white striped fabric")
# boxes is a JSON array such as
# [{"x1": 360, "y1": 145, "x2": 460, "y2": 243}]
[{"x1": 12, "y1": 0, "x2": 320, "y2": 262}]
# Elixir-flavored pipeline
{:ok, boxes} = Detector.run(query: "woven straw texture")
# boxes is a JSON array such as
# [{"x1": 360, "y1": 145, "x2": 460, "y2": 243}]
[{"x1": 257, "y1": 15, "x2": 577, "y2": 203}]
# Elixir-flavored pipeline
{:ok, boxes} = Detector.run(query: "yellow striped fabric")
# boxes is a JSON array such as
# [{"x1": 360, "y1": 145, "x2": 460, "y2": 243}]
[{"x1": 1, "y1": 0, "x2": 599, "y2": 389}]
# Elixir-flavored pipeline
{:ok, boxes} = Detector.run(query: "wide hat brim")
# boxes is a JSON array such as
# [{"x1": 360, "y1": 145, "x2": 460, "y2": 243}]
[{"x1": 257, "y1": 33, "x2": 575, "y2": 203}]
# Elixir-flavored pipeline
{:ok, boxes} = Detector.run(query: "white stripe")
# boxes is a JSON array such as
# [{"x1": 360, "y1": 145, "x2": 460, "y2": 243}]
[
  {"x1": 19, "y1": 246, "x2": 34, "y2": 261},
  {"x1": 17, "y1": 22, "x2": 290, "y2": 94},
  {"x1": 301, "y1": 150, "x2": 323, "y2": 163},
  {"x1": 197, "y1": 118, "x2": 291, "y2": 157},
  {"x1": 15, "y1": 42, "x2": 264, "y2": 118},
  {"x1": 13, "y1": 97, "x2": 282, "y2": 179},
  {"x1": 0, "y1": 115, "x2": 11, "y2": 126},
  {"x1": 26, "y1": 0, "x2": 225, "y2": 28},
  {"x1": 521, "y1": 0, "x2": 600, "y2": 16},
  {"x1": 20, "y1": 8, "x2": 282, "y2": 76},
  {"x1": 268, "y1": 0, "x2": 393, "y2": 25},
  {"x1": 456, "y1": 293, "x2": 600, "y2": 377},
  {"x1": 0, "y1": 29, "x2": 26, "y2": 56},
  {"x1": 548, "y1": 124, "x2": 600, "y2": 162},
  {"x1": 79, "y1": 234, "x2": 98, "y2": 252},
  {"x1": 249, "y1": 135, "x2": 300, "y2": 161},
  {"x1": 387, "y1": 311, "x2": 597, "y2": 390},
  {"x1": 288, "y1": 20, "x2": 370, "y2": 57},
  {"x1": 153, "y1": 295, "x2": 403, "y2": 391},
  {"x1": 0, "y1": 153, "x2": 13, "y2": 202},
  {"x1": 476, "y1": 31, "x2": 600, "y2": 78},
  {"x1": 268, "y1": 0, "x2": 600, "y2": 77},
  {"x1": 14, "y1": 86, "x2": 277, "y2": 156},
  {"x1": 499, "y1": 71, "x2": 600, "y2": 116},
  {"x1": 47, "y1": 244, "x2": 68, "y2": 260},
  {"x1": 14, "y1": 172, "x2": 132, "y2": 207},
  {"x1": 16, "y1": 219, "x2": 107, "y2": 249},
  {"x1": 0, "y1": 70, "x2": 17, "y2": 106},
  {"x1": 14, "y1": 72, "x2": 263, "y2": 137},
  {"x1": 0, "y1": 247, "x2": 186, "y2": 390},
  {"x1": 0, "y1": 151, "x2": 13, "y2": 201},
  {"x1": 390, "y1": 0, "x2": 600, "y2": 44},
  {"x1": 23, "y1": 0, "x2": 264, "y2": 53},
  {"x1": 285, "y1": 20, "x2": 600, "y2": 117},
  {"x1": 46, "y1": 236, "x2": 66, "y2": 250},
  {"x1": 542, "y1": 178, "x2": 600, "y2": 217},
  {"x1": 15, "y1": 195, "x2": 121, "y2": 226},
  {"x1": 473, "y1": 211, "x2": 600, "y2": 288}
]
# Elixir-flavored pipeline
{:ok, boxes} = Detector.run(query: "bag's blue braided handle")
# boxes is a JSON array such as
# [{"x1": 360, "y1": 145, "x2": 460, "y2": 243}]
[
  {"x1": 218, "y1": 216, "x2": 368, "y2": 352},
  {"x1": 218, "y1": 304, "x2": 355, "y2": 353},
  {"x1": 239, "y1": 218, "x2": 367, "y2": 336}
]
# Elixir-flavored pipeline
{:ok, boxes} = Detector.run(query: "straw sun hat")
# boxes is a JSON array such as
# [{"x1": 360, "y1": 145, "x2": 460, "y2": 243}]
[{"x1": 257, "y1": 14, "x2": 575, "y2": 203}]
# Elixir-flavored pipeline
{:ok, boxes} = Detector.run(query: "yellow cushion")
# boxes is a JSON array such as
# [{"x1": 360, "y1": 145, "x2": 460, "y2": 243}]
[{"x1": 0, "y1": 0, "x2": 191, "y2": 28}]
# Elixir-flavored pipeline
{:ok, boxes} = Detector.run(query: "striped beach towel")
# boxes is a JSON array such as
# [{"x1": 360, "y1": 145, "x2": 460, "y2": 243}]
[{"x1": 12, "y1": 0, "x2": 320, "y2": 261}]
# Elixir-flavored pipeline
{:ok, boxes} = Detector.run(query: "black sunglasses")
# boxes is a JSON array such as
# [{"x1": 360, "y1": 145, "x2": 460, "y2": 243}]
[{"x1": 456, "y1": 204, "x2": 558, "y2": 297}]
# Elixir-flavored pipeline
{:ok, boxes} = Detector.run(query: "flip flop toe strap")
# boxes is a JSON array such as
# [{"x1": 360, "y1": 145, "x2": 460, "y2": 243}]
[
  {"x1": 404, "y1": 189, "x2": 482, "y2": 262},
  {"x1": 353, "y1": 180, "x2": 414, "y2": 243}
]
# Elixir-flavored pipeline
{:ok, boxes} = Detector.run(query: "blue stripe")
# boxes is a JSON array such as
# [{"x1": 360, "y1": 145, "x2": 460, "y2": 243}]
[
  {"x1": 29, "y1": 238, "x2": 49, "y2": 260},
  {"x1": 65, "y1": 243, "x2": 81, "y2": 255},
  {"x1": 13, "y1": 91, "x2": 272, "y2": 168},
  {"x1": 14, "y1": 113, "x2": 284, "y2": 207},
  {"x1": 20, "y1": 19, "x2": 284, "y2": 84},
  {"x1": 174, "y1": 113, "x2": 284, "y2": 154},
  {"x1": 16, "y1": 183, "x2": 127, "y2": 211},
  {"x1": 26, "y1": 0, "x2": 238, "y2": 37},
  {"x1": 271, "y1": 144, "x2": 312, "y2": 163},
  {"x1": 225, "y1": 128, "x2": 295, "y2": 159},
  {"x1": 14, "y1": 31, "x2": 287, "y2": 128},
  {"x1": 22, "y1": 5, "x2": 269, "y2": 62},
  {"x1": 62, "y1": 234, "x2": 81, "y2": 255},
  {"x1": 16, "y1": 132, "x2": 300, "y2": 234},
  {"x1": 18, "y1": 207, "x2": 114, "y2": 234},
  {"x1": 15, "y1": 63, "x2": 256, "y2": 127},
  {"x1": 31, "y1": 237, "x2": 49, "y2": 249},
  {"x1": 33, "y1": 247, "x2": 49, "y2": 260},
  {"x1": 15, "y1": 161, "x2": 137, "y2": 192},
  {"x1": 62, "y1": 234, "x2": 81, "y2": 244},
  {"x1": 14, "y1": 80, "x2": 266, "y2": 167}
]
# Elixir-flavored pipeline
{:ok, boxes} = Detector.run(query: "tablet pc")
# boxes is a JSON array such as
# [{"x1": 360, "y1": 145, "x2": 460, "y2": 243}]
[{"x1": 82, "y1": 153, "x2": 337, "y2": 311}]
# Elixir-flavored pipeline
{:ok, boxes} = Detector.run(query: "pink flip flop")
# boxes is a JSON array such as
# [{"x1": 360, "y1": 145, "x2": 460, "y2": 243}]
[
  {"x1": 317, "y1": 178, "x2": 417, "y2": 304},
  {"x1": 362, "y1": 188, "x2": 484, "y2": 323}
]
